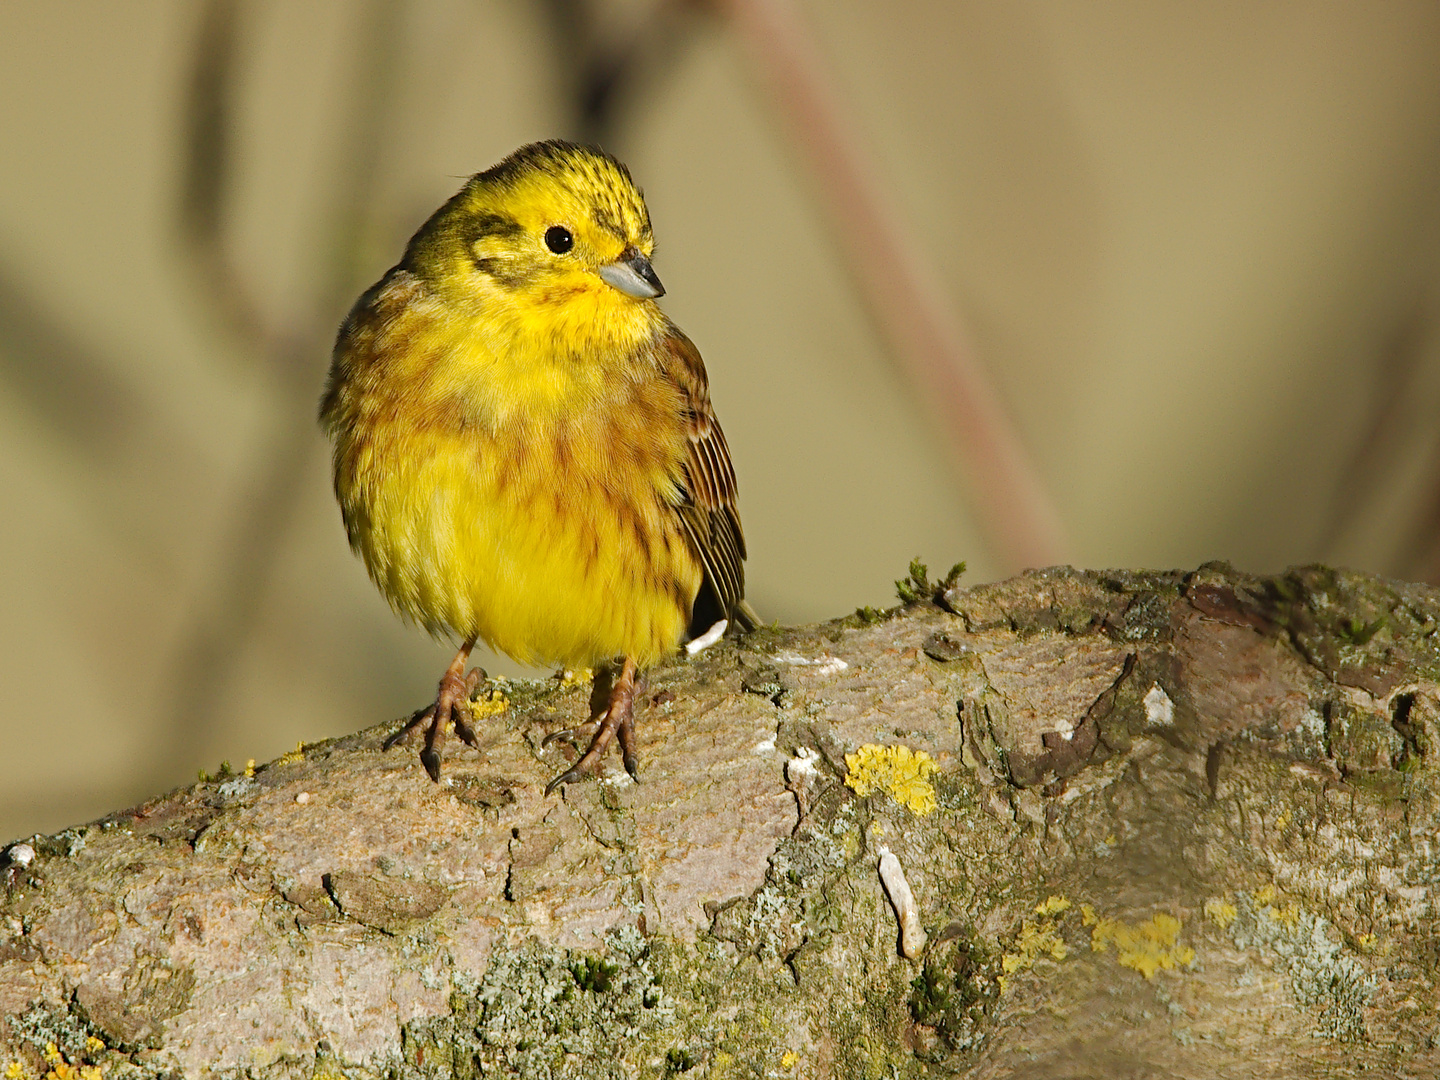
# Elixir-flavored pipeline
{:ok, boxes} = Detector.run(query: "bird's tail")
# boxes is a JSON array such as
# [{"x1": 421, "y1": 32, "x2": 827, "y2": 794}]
[{"x1": 733, "y1": 599, "x2": 763, "y2": 632}]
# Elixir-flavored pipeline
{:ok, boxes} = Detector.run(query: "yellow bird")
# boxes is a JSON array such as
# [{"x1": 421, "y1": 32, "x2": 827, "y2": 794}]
[{"x1": 320, "y1": 140, "x2": 755, "y2": 790}]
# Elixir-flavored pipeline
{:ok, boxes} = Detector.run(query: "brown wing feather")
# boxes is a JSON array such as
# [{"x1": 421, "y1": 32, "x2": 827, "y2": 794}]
[{"x1": 657, "y1": 325, "x2": 752, "y2": 629}]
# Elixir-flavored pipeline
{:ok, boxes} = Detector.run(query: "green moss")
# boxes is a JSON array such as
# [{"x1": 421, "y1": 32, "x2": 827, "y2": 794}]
[
  {"x1": 851, "y1": 555, "x2": 966, "y2": 623},
  {"x1": 570, "y1": 956, "x2": 620, "y2": 994},
  {"x1": 908, "y1": 927, "x2": 999, "y2": 1054},
  {"x1": 197, "y1": 759, "x2": 236, "y2": 783},
  {"x1": 895, "y1": 558, "x2": 966, "y2": 605},
  {"x1": 663, "y1": 1047, "x2": 696, "y2": 1073},
  {"x1": 1339, "y1": 615, "x2": 1388, "y2": 646}
]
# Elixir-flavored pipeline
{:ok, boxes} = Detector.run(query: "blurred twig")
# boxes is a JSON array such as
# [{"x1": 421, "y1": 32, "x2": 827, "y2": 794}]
[
  {"x1": 0, "y1": 268, "x2": 147, "y2": 459},
  {"x1": 161, "y1": 0, "x2": 405, "y2": 777},
  {"x1": 0, "y1": 266, "x2": 195, "y2": 563},
  {"x1": 715, "y1": 0, "x2": 1068, "y2": 572},
  {"x1": 535, "y1": 0, "x2": 702, "y2": 146},
  {"x1": 1318, "y1": 303, "x2": 1430, "y2": 556},
  {"x1": 179, "y1": 0, "x2": 270, "y2": 346},
  {"x1": 1318, "y1": 297, "x2": 1440, "y2": 584},
  {"x1": 1389, "y1": 303, "x2": 1440, "y2": 584}
]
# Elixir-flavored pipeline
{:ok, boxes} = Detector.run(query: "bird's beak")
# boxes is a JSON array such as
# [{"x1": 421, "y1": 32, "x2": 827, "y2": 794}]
[{"x1": 598, "y1": 248, "x2": 665, "y2": 299}]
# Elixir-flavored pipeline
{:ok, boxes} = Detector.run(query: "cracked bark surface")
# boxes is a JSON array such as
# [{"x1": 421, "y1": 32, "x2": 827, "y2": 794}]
[{"x1": 4, "y1": 563, "x2": 1440, "y2": 1078}]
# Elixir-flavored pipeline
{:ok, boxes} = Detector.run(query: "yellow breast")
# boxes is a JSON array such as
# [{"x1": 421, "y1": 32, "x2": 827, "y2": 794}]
[{"x1": 323, "y1": 270, "x2": 702, "y2": 668}]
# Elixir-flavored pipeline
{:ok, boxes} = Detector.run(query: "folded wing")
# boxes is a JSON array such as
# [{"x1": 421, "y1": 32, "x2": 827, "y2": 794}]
[{"x1": 658, "y1": 326, "x2": 754, "y2": 632}]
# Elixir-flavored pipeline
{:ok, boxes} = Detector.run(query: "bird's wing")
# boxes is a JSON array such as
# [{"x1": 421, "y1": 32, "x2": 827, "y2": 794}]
[{"x1": 657, "y1": 326, "x2": 754, "y2": 629}]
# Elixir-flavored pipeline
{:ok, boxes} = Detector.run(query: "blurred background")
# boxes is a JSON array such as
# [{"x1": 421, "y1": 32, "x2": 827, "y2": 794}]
[{"x1": 4, "y1": 0, "x2": 1440, "y2": 842}]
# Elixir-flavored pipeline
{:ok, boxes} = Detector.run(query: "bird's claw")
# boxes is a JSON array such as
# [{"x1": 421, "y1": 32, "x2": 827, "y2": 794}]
[
  {"x1": 383, "y1": 651, "x2": 486, "y2": 781},
  {"x1": 541, "y1": 728, "x2": 575, "y2": 749},
  {"x1": 544, "y1": 766, "x2": 586, "y2": 797},
  {"x1": 542, "y1": 657, "x2": 641, "y2": 793},
  {"x1": 383, "y1": 703, "x2": 433, "y2": 751}
]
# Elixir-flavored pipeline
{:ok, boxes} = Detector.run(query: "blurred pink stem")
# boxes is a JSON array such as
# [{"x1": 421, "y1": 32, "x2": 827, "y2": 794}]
[{"x1": 718, "y1": 0, "x2": 1069, "y2": 571}]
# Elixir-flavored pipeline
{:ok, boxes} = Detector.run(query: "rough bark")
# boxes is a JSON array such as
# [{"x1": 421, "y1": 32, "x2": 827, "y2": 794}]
[{"x1": 4, "y1": 563, "x2": 1440, "y2": 1079}]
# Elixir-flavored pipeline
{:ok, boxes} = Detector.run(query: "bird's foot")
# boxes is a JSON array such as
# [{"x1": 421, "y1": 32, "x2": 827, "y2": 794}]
[
  {"x1": 384, "y1": 647, "x2": 484, "y2": 781},
  {"x1": 540, "y1": 720, "x2": 598, "y2": 750},
  {"x1": 545, "y1": 657, "x2": 640, "y2": 794}
]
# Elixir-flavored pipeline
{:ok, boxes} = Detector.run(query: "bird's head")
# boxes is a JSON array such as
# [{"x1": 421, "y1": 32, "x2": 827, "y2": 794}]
[{"x1": 404, "y1": 140, "x2": 665, "y2": 316}]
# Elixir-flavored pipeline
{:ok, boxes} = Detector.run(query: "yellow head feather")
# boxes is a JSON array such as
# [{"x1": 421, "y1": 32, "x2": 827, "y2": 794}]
[{"x1": 404, "y1": 140, "x2": 655, "y2": 309}]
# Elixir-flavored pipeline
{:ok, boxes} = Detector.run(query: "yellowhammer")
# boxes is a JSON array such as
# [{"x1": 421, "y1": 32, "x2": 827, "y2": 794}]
[{"x1": 320, "y1": 140, "x2": 755, "y2": 791}]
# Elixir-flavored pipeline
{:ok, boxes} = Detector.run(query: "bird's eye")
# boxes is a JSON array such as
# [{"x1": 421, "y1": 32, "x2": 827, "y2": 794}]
[{"x1": 544, "y1": 225, "x2": 574, "y2": 254}]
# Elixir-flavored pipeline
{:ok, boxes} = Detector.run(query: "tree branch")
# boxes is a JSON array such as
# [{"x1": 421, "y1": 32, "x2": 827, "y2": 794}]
[{"x1": 4, "y1": 563, "x2": 1439, "y2": 1077}]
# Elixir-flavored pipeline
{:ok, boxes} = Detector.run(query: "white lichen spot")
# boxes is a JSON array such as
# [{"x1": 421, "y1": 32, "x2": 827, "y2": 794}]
[
  {"x1": 752, "y1": 737, "x2": 777, "y2": 754},
  {"x1": 786, "y1": 746, "x2": 821, "y2": 783},
  {"x1": 218, "y1": 776, "x2": 257, "y2": 801},
  {"x1": 5, "y1": 843, "x2": 34, "y2": 868},
  {"x1": 1220, "y1": 890, "x2": 1374, "y2": 1040},
  {"x1": 877, "y1": 847, "x2": 927, "y2": 959},
  {"x1": 775, "y1": 650, "x2": 849, "y2": 675},
  {"x1": 1144, "y1": 683, "x2": 1175, "y2": 727},
  {"x1": 685, "y1": 619, "x2": 728, "y2": 655},
  {"x1": 295, "y1": 791, "x2": 311, "y2": 804}
]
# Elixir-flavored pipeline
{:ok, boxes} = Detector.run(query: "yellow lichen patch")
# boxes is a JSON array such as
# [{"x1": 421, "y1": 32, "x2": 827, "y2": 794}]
[
  {"x1": 1084, "y1": 907, "x2": 1195, "y2": 979},
  {"x1": 559, "y1": 667, "x2": 594, "y2": 686},
  {"x1": 1034, "y1": 895, "x2": 1071, "y2": 917},
  {"x1": 244, "y1": 758, "x2": 256, "y2": 778},
  {"x1": 999, "y1": 916, "x2": 1069, "y2": 991},
  {"x1": 469, "y1": 687, "x2": 510, "y2": 719},
  {"x1": 843, "y1": 743, "x2": 938, "y2": 816},
  {"x1": 6, "y1": 1063, "x2": 23, "y2": 1080},
  {"x1": 1204, "y1": 897, "x2": 1238, "y2": 929},
  {"x1": 781, "y1": 1050, "x2": 799, "y2": 1070},
  {"x1": 275, "y1": 741, "x2": 307, "y2": 766},
  {"x1": 38, "y1": 1043, "x2": 102, "y2": 1080},
  {"x1": 1357, "y1": 932, "x2": 1378, "y2": 951},
  {"x1": 1245, "y1": 885, "x2": 1302, "y2": 928},
  {"x1": 1266, "y1": 901, "x2": 1301, "y2": 927},
  {"x1": 1274, "y1": 808, "x2": 1292, "y2": 831}
]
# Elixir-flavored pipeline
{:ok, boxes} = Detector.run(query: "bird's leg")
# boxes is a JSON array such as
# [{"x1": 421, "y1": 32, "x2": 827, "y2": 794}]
[
  {"x1": 615, "y1": 671, "x2": 646, "y2": 780},
  {"x1": 545, "y1": 656, "x2": 639, "y2": 794},
  {"x1": 383, "y1": 637, "x2": 482, "y2": 781},
  {"x1": 540, "y1": 666, "x2": 612, "y2": 750}
]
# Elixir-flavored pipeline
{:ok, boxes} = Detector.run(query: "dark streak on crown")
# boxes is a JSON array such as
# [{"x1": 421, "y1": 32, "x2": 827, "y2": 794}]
[{"x1": 480, "y1": 139, "x2": 635, "y2": 191}]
